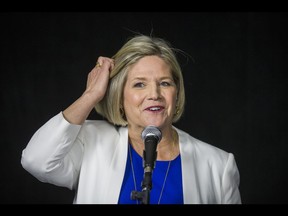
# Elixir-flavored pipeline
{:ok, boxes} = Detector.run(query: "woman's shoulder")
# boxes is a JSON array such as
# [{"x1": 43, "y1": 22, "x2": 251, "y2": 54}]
[
  {"x1": 175, "y1": 126, "x2": 231, "y2": 162},
  {"x1": 83, "y1": 119, "x2": 124, "y2": 131},
  {"x1": 84, "y1": 119, "x2": 116, "y2": 128}
]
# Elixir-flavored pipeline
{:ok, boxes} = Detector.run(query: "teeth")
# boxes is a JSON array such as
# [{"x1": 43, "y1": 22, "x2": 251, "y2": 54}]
[{"x1": 149, "y1": 107, "x2": 160, "y2": 111}]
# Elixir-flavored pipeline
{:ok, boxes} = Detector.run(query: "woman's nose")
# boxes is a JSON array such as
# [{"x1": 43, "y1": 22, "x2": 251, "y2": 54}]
[{"x1": 148, "y1": 84, "x2": 161, "y2": 100}]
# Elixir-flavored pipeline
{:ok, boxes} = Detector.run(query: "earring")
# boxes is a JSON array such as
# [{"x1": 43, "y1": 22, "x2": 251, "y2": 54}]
[
  {"x1": 120, "y1": 105, "x2": 125, "y2": 117},
  {"x1": 175, "y1": 106, "x2": 180, "y2": 115}
]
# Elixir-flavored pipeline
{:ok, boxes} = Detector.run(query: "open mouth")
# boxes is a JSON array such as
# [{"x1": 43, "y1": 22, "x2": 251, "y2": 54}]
[{"x1": 145, "y1": 106, "x2": 164, "y2": 112}]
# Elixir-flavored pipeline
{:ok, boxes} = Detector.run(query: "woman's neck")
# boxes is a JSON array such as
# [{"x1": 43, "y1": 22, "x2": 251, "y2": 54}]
[{"x1": 128, "y1": 126, "x2": 179, "y2": 161}]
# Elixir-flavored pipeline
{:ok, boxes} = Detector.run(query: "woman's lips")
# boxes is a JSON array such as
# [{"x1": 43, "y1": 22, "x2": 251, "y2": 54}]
[{"x1": 144, "y1": 106, "x2": 164, "y2": 112}]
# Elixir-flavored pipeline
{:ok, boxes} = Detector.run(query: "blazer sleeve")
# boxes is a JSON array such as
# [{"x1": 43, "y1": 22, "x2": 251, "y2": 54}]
[
  {"x1": 222, "y1": 153, "x2": 242, "y2": 204},
  {"x1": 21, "y1": 112, "x2": 83, "y2": 190}
]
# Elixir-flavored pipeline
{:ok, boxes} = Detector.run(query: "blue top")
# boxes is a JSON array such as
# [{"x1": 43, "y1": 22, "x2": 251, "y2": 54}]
[{"x1": 118, "y1": 143, "x2": 183, "y2": 204}]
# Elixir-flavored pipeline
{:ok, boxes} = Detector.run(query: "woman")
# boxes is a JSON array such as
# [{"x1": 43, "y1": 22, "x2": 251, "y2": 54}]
[{"x1": 21, "y1": 35, "x2": 241, "y2": 204}]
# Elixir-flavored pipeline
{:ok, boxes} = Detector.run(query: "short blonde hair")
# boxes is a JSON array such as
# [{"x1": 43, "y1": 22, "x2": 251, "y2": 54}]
[{"x1": 95, "y1": 35, "x2": 185, "y2": 126}]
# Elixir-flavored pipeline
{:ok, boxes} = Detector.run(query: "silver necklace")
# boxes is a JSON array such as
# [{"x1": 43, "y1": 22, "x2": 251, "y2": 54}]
[{"x1": 128, "y1": 143, "x2": 171, "y2": 204}]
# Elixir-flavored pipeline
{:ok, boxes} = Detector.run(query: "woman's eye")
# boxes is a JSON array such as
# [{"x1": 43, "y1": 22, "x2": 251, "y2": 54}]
[
  {"x1": 134, "y1": 82, "x2": 145, "y2": 88},
  {"x1": 161, "y1": 81, "x2": 171, "y2": 86}
]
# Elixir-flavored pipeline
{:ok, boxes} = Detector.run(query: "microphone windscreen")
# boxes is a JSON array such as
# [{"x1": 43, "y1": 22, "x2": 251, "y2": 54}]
[{"x1": 141, "y1": 126, "x2": 162, "y2": 143}]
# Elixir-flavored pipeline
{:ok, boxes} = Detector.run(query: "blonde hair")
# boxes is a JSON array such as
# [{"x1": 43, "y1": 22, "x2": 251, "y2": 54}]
[{"x1": 95, "y1": 35, "x2": 185, "y2": 126}]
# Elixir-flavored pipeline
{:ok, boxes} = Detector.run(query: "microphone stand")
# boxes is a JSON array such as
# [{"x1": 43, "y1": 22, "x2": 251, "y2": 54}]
[
  {"x1": 131, "y1": 149, "x2": 157, "y2": 204},
  {"x1": 131, "y1": 165, "x2": 153, "y2": 204},
  {"x1": 131, "y1": 126, "x2": 161, "y2": 204}
]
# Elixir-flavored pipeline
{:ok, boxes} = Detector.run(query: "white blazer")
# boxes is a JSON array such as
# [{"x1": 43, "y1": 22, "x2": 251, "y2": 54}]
[{"x1": 21, "y1": 112, "x2": 241, "y2": 204}]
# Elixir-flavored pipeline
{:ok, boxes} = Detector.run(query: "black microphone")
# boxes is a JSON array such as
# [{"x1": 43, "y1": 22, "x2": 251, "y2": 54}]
[
  {"x1": 141, "y1": 126, "x2": 162, "y2": 171},
  {"x1": 130, "y1": 126, "x2": 162, "y2": 204}
]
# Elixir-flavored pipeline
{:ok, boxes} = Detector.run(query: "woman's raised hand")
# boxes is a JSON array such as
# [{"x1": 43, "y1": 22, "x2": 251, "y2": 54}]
[{"x1": 85, "y1": 56, "x2": 114, "y2": 104}]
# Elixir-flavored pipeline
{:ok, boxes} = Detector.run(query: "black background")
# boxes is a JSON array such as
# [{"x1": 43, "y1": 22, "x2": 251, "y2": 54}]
[{"x1": 1, "y1": 12, "x2": 287, "y2": 204}]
